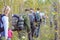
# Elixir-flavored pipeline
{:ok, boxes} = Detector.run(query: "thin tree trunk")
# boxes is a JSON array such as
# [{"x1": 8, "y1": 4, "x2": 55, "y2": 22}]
[{"x1": 3, "y1": 0, "x2": 6, "y2": 6}]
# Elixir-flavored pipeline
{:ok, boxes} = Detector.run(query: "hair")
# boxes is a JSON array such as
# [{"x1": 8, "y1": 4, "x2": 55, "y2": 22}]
[
  {"x1": 30, "y1": 8, "x2": 33, "y2": 10},
  {"x1": 37, "y1": 8, "x2": 40, "y2": 10},
  {"x1": 2, "y1": 6, "x2": 11, "y2": 13},
  {"x1": 25, "y1": 9, "x2": 29, "y2": 11}
]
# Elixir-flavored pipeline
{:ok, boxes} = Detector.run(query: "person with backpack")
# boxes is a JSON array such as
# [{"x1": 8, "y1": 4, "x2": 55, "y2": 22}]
[
  {"x1": 12, "y1": 9, "x2": 31, "y2": 40},
  {"x1": 22, "y1": 9, "x2": 31, "y2": 40},
  {"x1": 28, "y1": 8, "x2": 36, "y2": 40},
  {"x1": 12, "y1": 14, "x2": 20, "y2": 31},
  {"x1": 0, "y1": 6, "x2": 11, "y2": 40},
  {"x1": 34, "y1": 8, "x2": 41, "y2": 38}
]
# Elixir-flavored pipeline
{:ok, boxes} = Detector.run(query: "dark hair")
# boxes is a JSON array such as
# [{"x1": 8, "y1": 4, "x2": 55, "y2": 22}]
[
  {"x1": 37, "y1": 8, "x2": 40, "y2": 10},
  {"x1": 25, "y1": 9, "x2": 29, "y2": 11},
  {"x1": 30, "y1": 8, "x2": 33, "y2": 10}
]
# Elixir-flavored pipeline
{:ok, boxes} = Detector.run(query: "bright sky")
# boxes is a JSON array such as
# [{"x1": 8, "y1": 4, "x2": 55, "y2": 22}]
[{"x1": 42, "y1": 0, "x2": 45, "y2": 2}]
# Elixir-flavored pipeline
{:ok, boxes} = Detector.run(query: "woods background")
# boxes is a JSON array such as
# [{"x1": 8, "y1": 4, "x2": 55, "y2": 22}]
[{"x1": 0, "y1": 0, "x2": 60, "y2": 40}]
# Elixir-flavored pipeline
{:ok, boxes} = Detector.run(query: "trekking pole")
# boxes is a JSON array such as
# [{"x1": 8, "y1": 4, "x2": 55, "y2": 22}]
[{"x1": 3, "y1": 0, "x2": 6, "y2": 6}]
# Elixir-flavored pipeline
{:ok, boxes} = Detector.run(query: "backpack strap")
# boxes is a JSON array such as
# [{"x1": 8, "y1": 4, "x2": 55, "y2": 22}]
[
  {"x1": 0, "y1": 14, "x2": 5, "y2": 33},
  {"x1": 1, "y1": 14, "x2": 5, "y2": 24},
  {"x1": 0, "y1": 14, "x2": 4, "y2": 27}
]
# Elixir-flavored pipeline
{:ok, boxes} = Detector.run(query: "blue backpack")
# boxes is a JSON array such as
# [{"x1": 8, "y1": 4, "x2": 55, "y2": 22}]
[
  {"x1": 0, "y1": 14, "x2": 5, "y2": 33},
  {"x1": 35, "y1": 12, "x2": 40, "y2": 22}
]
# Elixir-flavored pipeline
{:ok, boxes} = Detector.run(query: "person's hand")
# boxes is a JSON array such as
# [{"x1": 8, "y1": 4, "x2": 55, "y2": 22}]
[{"x1": 5, "y1": 37, "x2": 8, "y2": 40}]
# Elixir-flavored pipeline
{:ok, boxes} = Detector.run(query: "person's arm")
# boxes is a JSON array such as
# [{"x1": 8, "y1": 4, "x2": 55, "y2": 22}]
[{"x1": 2, "y1": 16, "x2": 9, "y2": 40}]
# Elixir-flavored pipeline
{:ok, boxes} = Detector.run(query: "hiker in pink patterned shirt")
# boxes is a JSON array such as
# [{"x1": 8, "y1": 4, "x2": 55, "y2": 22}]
[{"x1": 8, "y1": 28, "x2": 13, "y2": 40}]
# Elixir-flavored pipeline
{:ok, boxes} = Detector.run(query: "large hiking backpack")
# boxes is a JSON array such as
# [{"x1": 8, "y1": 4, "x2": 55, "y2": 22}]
[
  {"x1": 17, "y1": 15, "x2": 24, "y2": 30},
  {"x1": 12, "y1": 15, "x2": 19, "y2": 26},
  {"x1": 0, "y1": 14, "x2": 5, "y2": 33},
  {"x1": 12, "y1": 14, "x2": 24, "y2": 30},
  {"x1": 12, "y1": 14, "x2": 19, "y2": 30}
]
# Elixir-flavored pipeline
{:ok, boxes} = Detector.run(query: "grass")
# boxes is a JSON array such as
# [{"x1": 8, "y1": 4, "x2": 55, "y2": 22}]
[{"x1": 12, "y1": 22, "x2": 55, "y2": 40}]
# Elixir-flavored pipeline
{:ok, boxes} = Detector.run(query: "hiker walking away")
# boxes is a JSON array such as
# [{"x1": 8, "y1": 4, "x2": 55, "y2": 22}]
[
  {"x1": 22, "y1": 9, "x2": 31, "y2": 40},
  {"x1": 28, "y1": 8, "x2": 36, "y2": 40},
  {"x1": 12, "y1": 9, "x2": 31, "y2": 40},
  {"x1": 33, "y1": 8, "x2": 41, "y2": 37},
  {"x1": 0, "y1": 6, "x2": 11, "y2": 40}
]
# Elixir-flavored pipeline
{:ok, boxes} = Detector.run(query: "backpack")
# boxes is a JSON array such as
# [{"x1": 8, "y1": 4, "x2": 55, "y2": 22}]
[
  {"x1": 35, "y1": 12, "x2": 40, "y2": 22},
  {"x1": 0, "y1": 14, "x2": 5, "y2": 33},
  {"x1": 12, "y1": 14, "x2": 24, "y2": 30},
  {"x1": 17, "y1": 15, "x2": 24, "y2": 30},
  {"x1": 12, "y1": 15, "x2": 19, "y2": 26}
]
